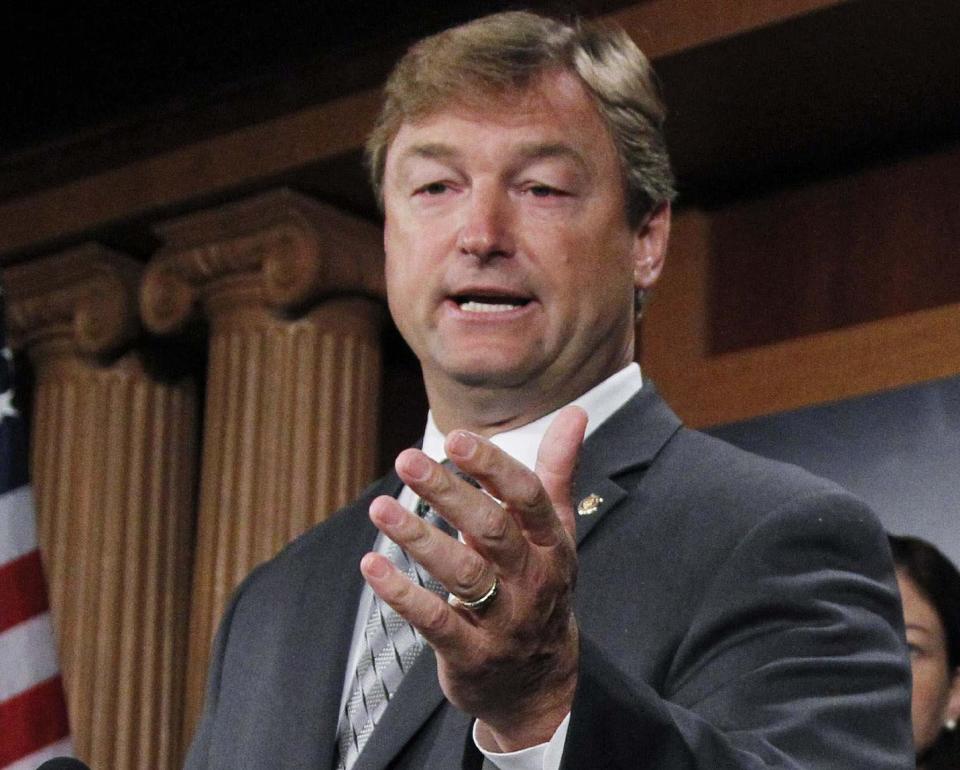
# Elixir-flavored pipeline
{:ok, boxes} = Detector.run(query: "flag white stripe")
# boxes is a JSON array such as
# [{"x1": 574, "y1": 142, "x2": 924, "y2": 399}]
[
  {"x1": 3, "y1": 736, "x2": 75, "y2": 770},
  {"x1": 0, "y1": 613, "x2": 59, "y2": 702},
  {"x1": 0, "y1": 486, "x2": 37, "y2": 565}
]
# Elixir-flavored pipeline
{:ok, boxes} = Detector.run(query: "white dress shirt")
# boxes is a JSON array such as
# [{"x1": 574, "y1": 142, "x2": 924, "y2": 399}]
[{"x1": 339, "y1": 363, "x2": 643, "y2": 770}]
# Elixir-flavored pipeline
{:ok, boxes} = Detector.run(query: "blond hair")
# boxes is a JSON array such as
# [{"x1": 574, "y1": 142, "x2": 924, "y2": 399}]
[{"x1": 365, "y1": 11, "x2": 676, "y2": 227}]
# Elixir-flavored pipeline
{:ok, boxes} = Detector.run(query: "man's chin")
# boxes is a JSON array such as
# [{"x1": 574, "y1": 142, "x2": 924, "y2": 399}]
[
  {"x1": 420, "y1": 344, "x2": 550, "y2": 391},
  {"x1": 438, "y1": 358, "x2": 545, "y2": 390},
  {"x1": 448, "y1": 367, "x2": 534, "y2": 390}
]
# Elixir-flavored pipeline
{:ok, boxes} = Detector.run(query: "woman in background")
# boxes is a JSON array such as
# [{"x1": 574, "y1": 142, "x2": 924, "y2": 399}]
[{"x1": 889, "y1": 534, "x2": 960, "y2": 769}]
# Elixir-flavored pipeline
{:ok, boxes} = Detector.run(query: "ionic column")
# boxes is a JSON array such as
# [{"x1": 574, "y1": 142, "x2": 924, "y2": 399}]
[
  {"x1": 140, "y1": 188, "x2": 386, "y2": 741},
  {"x1": 3, "y1": 244, "x2": 198, "y2": 770}
]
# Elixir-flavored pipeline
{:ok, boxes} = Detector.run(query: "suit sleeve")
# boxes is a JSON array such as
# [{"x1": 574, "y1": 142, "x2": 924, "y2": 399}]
[
  {"x1": 559, "y1": 491, "x2": 913, "y2": 769},
  {"x1": 182, "y1": 571, "x2": 250, "y2": 770}
]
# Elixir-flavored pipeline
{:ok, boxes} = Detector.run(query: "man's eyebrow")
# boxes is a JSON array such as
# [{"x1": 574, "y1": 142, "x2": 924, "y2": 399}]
[
  {"x1": 513, "y1": 142, "x2": 589, "y2": 171},
  {"x1": 396, "y1": 141, "x2": 587, "y2": 168},
  {"x1": 398, "y1": 143, "x2": 461, "y2": 164}
]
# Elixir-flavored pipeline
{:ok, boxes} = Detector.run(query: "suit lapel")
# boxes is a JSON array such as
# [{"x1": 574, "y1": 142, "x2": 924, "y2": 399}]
[{"x1": 572, "y1": 381, "x2": 682, "y2": 546}]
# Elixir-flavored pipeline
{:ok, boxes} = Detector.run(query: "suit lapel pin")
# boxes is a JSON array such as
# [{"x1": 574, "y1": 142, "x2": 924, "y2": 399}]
[{"x1": 577, "y1": 493, "x2": 603, "y2": 516}]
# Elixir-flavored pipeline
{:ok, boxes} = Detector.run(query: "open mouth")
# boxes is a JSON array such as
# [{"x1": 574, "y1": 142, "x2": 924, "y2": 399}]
[{"x1": 452, "y1": 294, "x2": 531, "y2": 313}]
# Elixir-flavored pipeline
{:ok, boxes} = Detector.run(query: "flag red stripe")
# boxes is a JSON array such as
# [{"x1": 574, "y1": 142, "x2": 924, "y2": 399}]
[
  {"x1": 0, "y1": 675, "x2": 71, "y2": 766},
  {"x1": 0, "y1": 550, "x2": 49, "y2": 634}
]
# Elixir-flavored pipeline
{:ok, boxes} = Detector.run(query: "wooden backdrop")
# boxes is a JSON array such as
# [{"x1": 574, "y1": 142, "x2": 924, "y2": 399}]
[{"x1": 1, "y1": 1, "x2": 958, "y2": 766}]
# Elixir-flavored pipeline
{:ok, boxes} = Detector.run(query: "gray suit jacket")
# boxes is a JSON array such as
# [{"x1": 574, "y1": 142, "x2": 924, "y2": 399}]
[{"x1": 185, "y1": 382, "x2": 913, "y2": 769}]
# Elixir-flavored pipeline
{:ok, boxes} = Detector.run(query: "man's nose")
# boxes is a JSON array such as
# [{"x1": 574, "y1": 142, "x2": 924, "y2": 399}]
[{"x1": 456, "y1": 187, "x2": 514, "y2": 260}]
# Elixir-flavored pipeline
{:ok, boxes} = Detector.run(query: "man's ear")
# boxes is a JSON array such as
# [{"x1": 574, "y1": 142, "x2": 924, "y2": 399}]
[{"x1": 632, "y1": 202, "x2": 671, "y2": 291}]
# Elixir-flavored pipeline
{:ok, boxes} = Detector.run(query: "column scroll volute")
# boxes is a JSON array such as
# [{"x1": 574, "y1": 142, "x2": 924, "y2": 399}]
[
  {"x1": 3, "y1": 243, "x2": 142, "y2": 366},
  {"x1": 140, "y1": 188, "x2": 385, "y2": 332}
]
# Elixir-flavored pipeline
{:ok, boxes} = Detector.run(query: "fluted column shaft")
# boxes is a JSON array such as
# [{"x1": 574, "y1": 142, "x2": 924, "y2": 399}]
[
  {"x1": 141, "y1": 189, "x2": 386, "y2": 741},
  {"x1": 3, "y1": 245, "x2": 198, "y2": 770}
]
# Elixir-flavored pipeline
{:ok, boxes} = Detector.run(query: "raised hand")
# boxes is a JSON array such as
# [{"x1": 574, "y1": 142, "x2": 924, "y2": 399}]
[{"x1": 360, "y1": 405, "x2": 588, "y2": 751}]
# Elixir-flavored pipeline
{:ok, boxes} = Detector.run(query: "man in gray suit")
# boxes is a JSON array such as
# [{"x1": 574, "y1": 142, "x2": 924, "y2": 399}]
[{"x1": 186, "y1": 11, "x2": 913, "y2": 769}]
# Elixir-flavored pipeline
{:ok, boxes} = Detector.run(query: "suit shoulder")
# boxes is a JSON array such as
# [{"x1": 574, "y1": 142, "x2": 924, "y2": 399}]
[
  {"x1": 666, "y1": 426, "x2": 859, "y2": 506},
  {"x1": 232, "y1": 472, "x2": 394, "y2": 600},
  {"x1": 641, "y1": 426, "x2": 883, "y2": 555}
]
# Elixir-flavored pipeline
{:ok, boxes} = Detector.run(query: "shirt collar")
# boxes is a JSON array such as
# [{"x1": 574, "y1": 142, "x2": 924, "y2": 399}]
[{"x1": 421, "y1": 363, "x2": 642, "y2": 470}]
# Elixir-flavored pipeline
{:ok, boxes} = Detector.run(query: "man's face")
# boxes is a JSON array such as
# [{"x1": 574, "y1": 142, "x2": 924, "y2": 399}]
[{"x1": 381, "y1": 70, "x2": 664, "y2": 403}]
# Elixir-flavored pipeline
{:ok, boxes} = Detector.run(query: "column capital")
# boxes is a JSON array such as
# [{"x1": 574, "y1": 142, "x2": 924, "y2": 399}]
[
  {"x1": 2, "y1": 243, "x2": 142, "y2": 360},
  {"x1": 141, "y1": 188, "x2": 385, "y2": 334}
]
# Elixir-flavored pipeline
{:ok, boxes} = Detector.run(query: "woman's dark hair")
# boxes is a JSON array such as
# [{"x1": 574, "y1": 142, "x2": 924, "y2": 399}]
[
  {"x1": 889, "y1": 534, "x2": 960, "y2": 670},
  {"x1": 888, "y1": 533, "x2": 960, "y2": 770}
]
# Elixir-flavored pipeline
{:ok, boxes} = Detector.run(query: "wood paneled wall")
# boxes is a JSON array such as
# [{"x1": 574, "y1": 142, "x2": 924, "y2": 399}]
[
  {"x1": 642, "y1": 143, "x2": 960, "y2": 427},
  {"x1": 708, "y1": 145, "x2": 960, "y2": 355}
]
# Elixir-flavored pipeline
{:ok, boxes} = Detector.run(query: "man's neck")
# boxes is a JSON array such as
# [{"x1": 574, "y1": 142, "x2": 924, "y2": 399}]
[
  {"x1": 421, "y1": 363, "x2": 643, "y2": 471},
  {"x1": 421, "y1": 323, "x2": 639, "y2": 436},
  {"x1": 425, "y1": 358, "x2": 637, "y2": 437},
  {"x1": 428, "y1": 389, "x2": 568, "y2": 437}
]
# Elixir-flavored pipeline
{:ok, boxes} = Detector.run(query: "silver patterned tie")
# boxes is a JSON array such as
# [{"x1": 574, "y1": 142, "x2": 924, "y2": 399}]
[{"x1": 335, "y1": 466, "x2": 472, "y2": 770}]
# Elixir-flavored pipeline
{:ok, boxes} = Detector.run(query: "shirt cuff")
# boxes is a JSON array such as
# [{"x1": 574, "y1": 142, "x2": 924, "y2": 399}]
[{"x1": 473, "y1": 714, "x2": 570, "y2": 770}]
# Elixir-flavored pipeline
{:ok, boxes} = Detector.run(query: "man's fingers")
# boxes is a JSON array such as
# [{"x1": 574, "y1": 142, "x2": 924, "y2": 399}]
[
  {"x1": 360, "y1": 551, "x2": 469, "y2": 652},
  {"x1": 393, "y1": 406, "x2": 585, "y2": 567},
  {"x1": 443, "y1": 430, "x2": 567, "y2": 551},
  {"x1": 369, "y1": 495, "x2": 493, "y2": 603},
  {"x1": 535, "y1": 406, "x2": 588, "y2": 540},
  {"x1": 395, "y1": 449, "x2": 528, "y2": 570}
]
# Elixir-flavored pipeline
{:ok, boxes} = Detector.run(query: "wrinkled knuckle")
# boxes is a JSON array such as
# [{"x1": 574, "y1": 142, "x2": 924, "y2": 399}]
[
  {"x1": 391, "y1": 578, "x2": 412, "y2": 606},
  {"x1": 429, "y1": 466, "x2": 445, "y2": 491},
  {"x1": 472, "y1": 439, "x2": 497, "y2": 468},
  {"x1": 406, "y1": 519, "x2": 433, "y2": 550},
  {"x1": 421, "y1": 600, "x2": 448, "y2": 634},
  {"x1": 516, "y1": 476, "x2": 546, "y2": 511},
  {"x1": 454, "y1": 556, "x2": 487, "y2": 594},
  {"x1": 481, "y1": 506, "x2": 509, "y2": 541},
  {"x1": 431, "y1": 470, "x2": 458, "y2": 506}
]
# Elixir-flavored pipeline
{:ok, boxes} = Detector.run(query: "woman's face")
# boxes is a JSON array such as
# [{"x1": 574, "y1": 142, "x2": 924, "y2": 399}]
[{"x1": 897, "y1": 569, "x2": 960, "y2": 754}]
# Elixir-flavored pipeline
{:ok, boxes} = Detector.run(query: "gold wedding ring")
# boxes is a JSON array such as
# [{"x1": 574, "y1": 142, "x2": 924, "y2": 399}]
[{"x1": 451, "y1": 576, "x2": 499, "y2": 612}]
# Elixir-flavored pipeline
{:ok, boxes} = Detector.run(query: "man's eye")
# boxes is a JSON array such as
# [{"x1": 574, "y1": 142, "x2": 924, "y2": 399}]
[
  {"x1": 524, "y1": 184, "x2": 570, "y2": 198},
  {"x1": 528, "y1": 185, "x2": 556, "y2": 197},
  {"x1": 417, "y1": 182, "x2": 449, "y2": 196}
]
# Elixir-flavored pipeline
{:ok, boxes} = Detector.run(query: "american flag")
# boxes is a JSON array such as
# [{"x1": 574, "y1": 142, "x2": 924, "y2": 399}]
[{"x1": 0, "y1": 288, "x2": 73, "y2": 768}]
